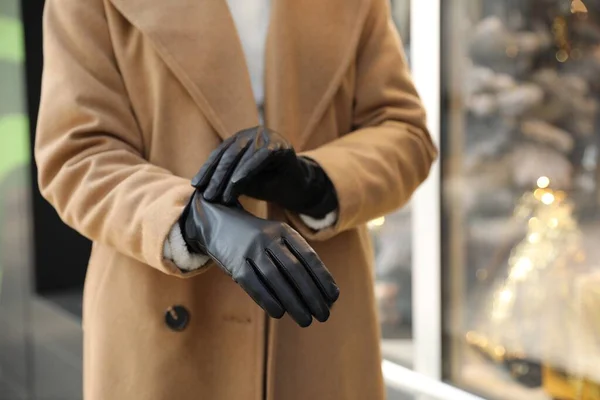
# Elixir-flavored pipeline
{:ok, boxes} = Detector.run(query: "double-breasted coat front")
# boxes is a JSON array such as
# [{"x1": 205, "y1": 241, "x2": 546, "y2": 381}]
[{"x1": 34, "y1": 0, "x2": 437, "y2": 398}]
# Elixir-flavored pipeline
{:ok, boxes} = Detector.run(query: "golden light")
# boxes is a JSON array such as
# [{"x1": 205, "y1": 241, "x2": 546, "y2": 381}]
[
  {"x1": 528, "y1": 217, "x2": 540, "y2": 228},
  {"x1": 534, "y1": 188, "x2": 546, "y2": 200},
  {"x1": 554, "y1": 190, "x2": 566, "y2": 202},
  {"x1": 541, "y1": 192, "x2": 555, "y2": 205},
  {"x1": 515, "y1": 258, "x2": 532, "y2": 270},
  {"x1": 512, "y1": 258, "x2": 533, "y2": 280},
  {"x1": 537, "y1": 176, "x2": 550, "y2": 189},
  {"x1": 548, "y1": 218, "x2": 559, "y2": 228},
  {"x1": 465, "y1": 331, "x2": 489, "y2": 348},
  {"x1": 367, "y1": 216, "x2": 385, "y2": 229},
  {"x1": 494, "y1": 346, "x2": 506, "y2": 358},
  {"x1": 571, "y1": 0, "x2": 588, "y2": 13},
  {"x1": 499, "y1": 289, "x2": 513, "y2": 302}
]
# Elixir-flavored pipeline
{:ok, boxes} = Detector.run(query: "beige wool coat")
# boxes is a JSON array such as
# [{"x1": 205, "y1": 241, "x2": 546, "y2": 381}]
[{"x1": 35, "y1": 0, "x2": 437, "y2": 398}]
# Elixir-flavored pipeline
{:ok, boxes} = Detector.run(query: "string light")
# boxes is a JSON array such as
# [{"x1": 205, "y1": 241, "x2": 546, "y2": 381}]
[
  {"x1": 367, "y1": 216, "x2": 385, "y2": 229},
  {"x1": 528, "y1": 233, "x2": 540, "y2": 243},
  {"x1": 499, "y1": 288, "x2": 513, "y2": 302},
  {"x1": 537, "y1": 176, "x2": 550, "y2": 189},
  {"x1": 541, "y1": 192, "x2": 555, "y2": 205}
]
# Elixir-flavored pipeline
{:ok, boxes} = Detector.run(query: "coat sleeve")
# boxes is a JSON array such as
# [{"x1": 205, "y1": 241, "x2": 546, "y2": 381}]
[
  {"x1": 287, "y1": 0, "x2": 438, "y2": 241},
  {"x1": 35, "y1": 0, "x2": 211, "y2": 277}
]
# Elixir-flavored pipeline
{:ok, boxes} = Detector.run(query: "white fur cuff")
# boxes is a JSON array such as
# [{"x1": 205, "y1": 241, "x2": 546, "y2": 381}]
[
  {"x1": 163, "y1": 223, "x2": 211, "y2": 271},
  {"x1": 299, "y1": 210, "x2": 338, "y2": 231}
]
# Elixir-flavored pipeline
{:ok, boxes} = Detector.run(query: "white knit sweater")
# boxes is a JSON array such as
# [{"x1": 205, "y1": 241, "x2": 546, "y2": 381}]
[{"x1": 226, "y1": 0, "x2": 271, "y2": 119}]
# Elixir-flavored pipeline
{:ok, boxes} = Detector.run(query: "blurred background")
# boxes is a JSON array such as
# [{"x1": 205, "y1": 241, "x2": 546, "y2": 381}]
[{"x1": 3, "y1": 0, "x2": 600, "y2": 399}]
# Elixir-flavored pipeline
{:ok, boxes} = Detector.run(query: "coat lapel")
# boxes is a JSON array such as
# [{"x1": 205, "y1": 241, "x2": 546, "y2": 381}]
[
  {"x1": 108, "y1": 0, "x2": 368, "y2": 148},
  {"x1": 109, "y1": 0, "x2": 259, "y2": 140},
  {"x1": 264, "y1": 0, "x2": 369, "y2": 150}
]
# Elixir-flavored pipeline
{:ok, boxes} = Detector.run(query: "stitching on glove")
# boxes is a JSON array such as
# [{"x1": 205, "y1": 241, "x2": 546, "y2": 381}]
[
  {"x1": 281, "y1": 237, "x2": 333, "y2": 303},
  {"x1": 265, "y1": 248, "x2": 309, "y2": 308},
  {"x1": 246, "y1": 258, "x2": 284, "y2": 309}
]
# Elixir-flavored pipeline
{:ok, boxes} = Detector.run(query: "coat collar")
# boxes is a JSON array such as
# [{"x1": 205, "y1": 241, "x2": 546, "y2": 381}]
[{"x1": 109, "y1": 0, "x2": 368, "y2": 149}]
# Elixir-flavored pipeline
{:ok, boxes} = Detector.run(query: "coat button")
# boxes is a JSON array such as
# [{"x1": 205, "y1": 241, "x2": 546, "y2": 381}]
[{"x1": 165, "y1": 305, "x2": 189, "y2": 331}]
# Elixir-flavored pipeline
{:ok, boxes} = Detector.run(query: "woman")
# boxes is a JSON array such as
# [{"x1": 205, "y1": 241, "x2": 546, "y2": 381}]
[{"x1": 35, "y1": 0, "x2": 437, "y2": 398}]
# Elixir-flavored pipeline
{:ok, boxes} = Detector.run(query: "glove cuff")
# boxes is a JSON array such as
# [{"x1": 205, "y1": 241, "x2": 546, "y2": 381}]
[
  {"x1": 297, "y1": 157, "x2": 339, "y2": 218},
  {"x1": 299, "y1": 210, "x2": 338, "y2": 230},
  {"x1": 163, "y1": 221, "x2": 211, "y2": 271},
  {"x1": 178, "y1": 192, "x2": 210, "y2": 255}
]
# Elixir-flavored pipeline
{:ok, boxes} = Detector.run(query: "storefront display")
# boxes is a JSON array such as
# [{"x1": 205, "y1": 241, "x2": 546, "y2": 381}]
[{"x1": 442, "y1": 0, "x2": 600, "y2": 399}]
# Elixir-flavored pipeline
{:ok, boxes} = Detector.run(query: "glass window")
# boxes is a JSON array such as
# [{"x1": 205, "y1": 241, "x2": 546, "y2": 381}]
[
  {"x1": 442, "y1": 1, "x2": 600, "y2": 399},
  {"x1": 373, "y1": 0, "x2": 414, "y2": 377}
]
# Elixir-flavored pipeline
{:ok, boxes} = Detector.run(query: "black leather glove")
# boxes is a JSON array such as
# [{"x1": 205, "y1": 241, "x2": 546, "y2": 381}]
[
  {"x1": 191, "y1": 126, "x2": 338, "y2": 219},
  {"x1": 179, "y1": 191, "x2": 340, "y2": 327}
]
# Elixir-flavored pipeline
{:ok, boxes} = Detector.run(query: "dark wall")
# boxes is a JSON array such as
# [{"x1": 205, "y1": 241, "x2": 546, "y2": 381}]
[{"x1": 21, "y1": 0, "x2": 91, "y2": 294}]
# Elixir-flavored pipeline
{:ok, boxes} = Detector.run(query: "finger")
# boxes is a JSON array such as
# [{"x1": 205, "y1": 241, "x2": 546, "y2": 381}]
[
  {"x1": 203, "y1": 137, "x2": 252, "y2": 201},
  {"x1": 282, "y1": 230, "x2": 340, "y2": 305},
  {"x1": 252, "y1": 251, "x2": 313, "y2": 328},
  {"x1": 234, "y1": 261, "x2": 285, "y2": 319},
  {"x1": 222, "y1": 147, "x2": 271, "y2": 204},
  {"x1": 191, "y1": 135, "x2": 236, "y2": 189},
  {"x1": 267, "y1": 241, "x2": 330, "y2": 323}
]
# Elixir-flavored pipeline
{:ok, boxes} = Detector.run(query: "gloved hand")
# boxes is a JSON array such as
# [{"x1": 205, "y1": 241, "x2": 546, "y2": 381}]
[
  {"x1": 179, "y1": 191, "x2": 340, "y2": 327},
  {"x1": 191, "y1": 126, "x2": 338, "y2": 219}
]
